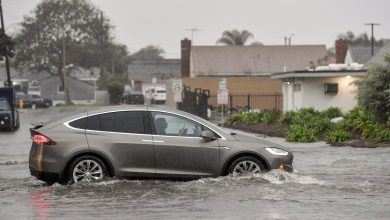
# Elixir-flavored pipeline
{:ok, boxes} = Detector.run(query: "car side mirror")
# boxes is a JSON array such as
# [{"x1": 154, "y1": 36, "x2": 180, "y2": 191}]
[{"x1": 201, "y1": 130, "x2": 216, "y2": 141}]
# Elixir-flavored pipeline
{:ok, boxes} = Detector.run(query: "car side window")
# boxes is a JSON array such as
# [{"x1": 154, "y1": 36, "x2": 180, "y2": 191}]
[
  {"x1": 100, "y1": 111, "x2": 144, "y2": 134},
  {"x1": 69, "y1": 111, "x2": 146, "y2": 134},
  {"x1": 151, "y1": 112, "x2": 205, "y2": 137}
]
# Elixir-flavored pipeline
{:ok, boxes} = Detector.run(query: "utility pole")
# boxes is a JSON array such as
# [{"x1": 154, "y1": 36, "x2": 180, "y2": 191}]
[
  {"x1": 365, "y1": 23, "x2": 380, "y2": 57},
  {"x1": 0, "y1": 0, "x2": 15, "y2": 130}
]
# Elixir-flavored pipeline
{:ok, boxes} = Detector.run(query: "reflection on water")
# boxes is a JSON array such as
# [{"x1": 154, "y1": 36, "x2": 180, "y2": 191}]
[{"x1": 30, "y1": 187, "x2": 53, "y2": 220}]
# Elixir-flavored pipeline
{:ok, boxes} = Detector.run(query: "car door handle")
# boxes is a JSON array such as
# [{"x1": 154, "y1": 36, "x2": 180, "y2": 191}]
[
  {"x1": 141, "y1": 140, "x2": 154, "y2": 143},
  {"x1": 142, "y1": 140, "x2": 165, "y2": 143}
]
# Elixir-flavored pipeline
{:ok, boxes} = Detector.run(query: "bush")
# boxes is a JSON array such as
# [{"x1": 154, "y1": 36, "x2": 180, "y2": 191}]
[
  {"x1": 227, "y1": 112, "x2": 245, "y2": 125},
  {"x1": 342, "y1": 107, "x2": 374, "y2": 131},
  {"x1": 326, "y1": 129, "x2": 351, "y2": 143},
  {"x1": 107, "y1": 79, "x2": 124, "y2": 105},
  {"x1": 361, "y1": 122, "x2": 390, "y2": 142},
  {"x1": 243, "y1": 112, "x2": 264, "y2": 124},
  {"x1": 281, "y1": 108, "x2": 332, "y2": 138},
  {"x1": 355, "y1": 56, "x2": 390, "y2": 123},
  {"x1": 286, "y1": 125, "x2": 316, "y2": 142},
  {"x1": 321, "y1": 107, "x2": 343, "y2": 119},
  {"x1": 279, "y1": 111, "x2": 297, "y2": 125},
  {"x1": 263, "y1": 109, "x2": 281, "y2": 124}
]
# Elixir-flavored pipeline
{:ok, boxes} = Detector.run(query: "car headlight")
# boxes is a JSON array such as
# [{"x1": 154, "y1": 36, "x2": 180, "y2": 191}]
[{"x1": 265, "y1": 147, "x2": 289, "y2": 156}]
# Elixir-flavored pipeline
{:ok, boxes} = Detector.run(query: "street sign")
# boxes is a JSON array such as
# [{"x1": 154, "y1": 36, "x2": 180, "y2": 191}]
[
  {"x1": 217, "y1": 89, "x2": 228, "y2": 105},
  {"x1": 219, "y1": 78, "x2": 227, "y2": 90},
  {"x1": 172, "y1": 79, "x2": 183, "y2": 102}
]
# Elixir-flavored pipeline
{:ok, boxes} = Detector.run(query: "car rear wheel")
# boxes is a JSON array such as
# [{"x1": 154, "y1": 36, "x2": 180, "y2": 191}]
[
  {"x1": 68, "y1": 156, "x2": 107, "y2": 184},
  {"x1": 228, "y1": 156, "x2": 266, "y2": 177}
]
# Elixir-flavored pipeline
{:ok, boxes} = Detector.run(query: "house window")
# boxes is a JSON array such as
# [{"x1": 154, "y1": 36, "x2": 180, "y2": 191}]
[
  {"x1": 324, "y1": 83, "x2": 338, "y2": 94},
  {"x1": 58, "y1": 84, "x2": 64, "y2": 93},
  {"x1": 293, "y1": 84, "x2": 301, "y2": 92}
]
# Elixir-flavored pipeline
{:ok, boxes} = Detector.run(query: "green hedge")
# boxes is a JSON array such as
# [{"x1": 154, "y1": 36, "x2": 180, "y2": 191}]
[{"x1": 227, "y1": 106, "x2": 390, "y2": 143}]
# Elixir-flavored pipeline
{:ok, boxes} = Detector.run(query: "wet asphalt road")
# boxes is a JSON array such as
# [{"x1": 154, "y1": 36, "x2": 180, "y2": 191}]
[{"x1": 0, "y1": 108, "x2": 389, "y2": 220}]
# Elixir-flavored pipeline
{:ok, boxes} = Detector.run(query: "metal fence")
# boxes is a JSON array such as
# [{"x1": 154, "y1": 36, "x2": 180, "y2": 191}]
[{"x1": 208, "y1": 93, "x2": 283, "y2": 124}]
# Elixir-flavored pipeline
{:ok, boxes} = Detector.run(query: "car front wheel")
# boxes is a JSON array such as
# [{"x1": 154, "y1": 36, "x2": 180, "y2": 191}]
[
  {"x1": 228, "y1": 156, "x2": 266, "y2": 177},
  {"x1": 68, "y1": 156, "x2": 107, "y2": 184}
]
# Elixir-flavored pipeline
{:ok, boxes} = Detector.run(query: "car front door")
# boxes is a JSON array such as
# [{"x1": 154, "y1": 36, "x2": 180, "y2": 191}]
[
  {"x1": 85, "y1": 111, "x2": 155, "y2": 178},
  {"x1": 150, "y1": 111, "x2": 220, "y2": 178}
]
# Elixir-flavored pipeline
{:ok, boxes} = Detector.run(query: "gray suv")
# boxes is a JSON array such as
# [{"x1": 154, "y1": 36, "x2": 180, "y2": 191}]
[{"x1": 29, "y1": 106, "x2": 293, "y2": 184}]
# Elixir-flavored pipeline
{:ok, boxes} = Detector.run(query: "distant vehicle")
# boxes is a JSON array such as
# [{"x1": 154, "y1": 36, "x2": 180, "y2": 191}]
[
  {"x1": 15, "y1": 92, "x2": 52, "y2": 109},
  {"x1": 0, "y1": 87, "x2": 20, "y2": 131},
  {"x1": 145, "y1": 88, "x2": 167, "y2": 104},
  {"x1": 28, "y1": 105, "x2": 293, "y2": 185},
  {"x1": 123, "y1": 91, "x2": 144, "y2": 104}
]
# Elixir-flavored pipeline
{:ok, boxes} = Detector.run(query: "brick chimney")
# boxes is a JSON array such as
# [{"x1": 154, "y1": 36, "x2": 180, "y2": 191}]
[
  {"x1": 335, "y1": 39, "x2": 348, "y2": 64},
  {"x1": 181, "y1": 38, "x2": 191, "y2": 78}
]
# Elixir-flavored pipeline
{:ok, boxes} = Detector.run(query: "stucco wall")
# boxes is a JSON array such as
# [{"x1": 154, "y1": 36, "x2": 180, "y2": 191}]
[{"x1": 283, "y1": 76, "x2": 364, "y2": 112}]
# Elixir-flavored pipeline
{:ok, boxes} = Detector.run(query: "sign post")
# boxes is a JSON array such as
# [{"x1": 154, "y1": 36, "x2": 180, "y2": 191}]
[
  {"x1": 172, "y1": 79, "x2": 183, "y2": 103},
  {"x1": 217, "y1": 78, "x2": 228, "y2": 126}
]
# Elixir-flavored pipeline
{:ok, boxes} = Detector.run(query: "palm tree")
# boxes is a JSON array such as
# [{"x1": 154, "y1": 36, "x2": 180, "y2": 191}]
[{"x1": 216, "y1": 29, "x2": 254, "y2": 45}]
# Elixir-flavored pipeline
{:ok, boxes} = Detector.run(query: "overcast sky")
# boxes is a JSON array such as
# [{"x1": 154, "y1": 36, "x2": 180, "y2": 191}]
[{"x1": 2, "y1": 0, "x2": 390, "y2": 58}]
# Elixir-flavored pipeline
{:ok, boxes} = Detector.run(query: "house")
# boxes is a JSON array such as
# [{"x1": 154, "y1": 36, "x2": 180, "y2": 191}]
[
  {"x1": 335, "y1": 39, "x2": 386, "y2": 65},
  {"x1": 271, "y1": 66, "x2": 367, "y2": 112},
  {"x1": 0, "y1": 67, "x2": 99, "y2": 105},
  {"x1": 180, "y1": 39, "x2": 329, "y2": 95},
  {"x1": 128, "y1": 59, "x2": 181, "y2": 91},
  {"x1": 366, "y1": 41, "x2": 390, "y2": 66},
  {"x1": 272, "y1": 40, "x2": 390, "y2": 113}
]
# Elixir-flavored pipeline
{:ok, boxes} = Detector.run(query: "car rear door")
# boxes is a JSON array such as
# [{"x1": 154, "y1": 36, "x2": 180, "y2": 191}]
[
  {"x1": 85, "y1": 110, "x2": 156, "y2": 178},
  {"x1": 150, "y1": 111, "x2": 220, "y2": 178}
]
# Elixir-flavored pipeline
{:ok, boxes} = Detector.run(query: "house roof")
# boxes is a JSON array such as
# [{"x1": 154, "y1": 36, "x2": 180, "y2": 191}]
[
  {"x1": 347, "y1": 45, "x2": 381, "y2": 64},
  {"x1": 190, "y1": 45, "x2": 328, "y2": 76},
  {"x1": 128, "y1": 59, "x2": 181, "y2": 81},
  {"x1": 0, "y1": 67, "x2": 99, "y2": 82},
  {"x1": 271, "y1": 69, "x2": 367, "y2": 79},
  {"x1": 366, "y1": 41, "x2": 390, "y2": 66}
]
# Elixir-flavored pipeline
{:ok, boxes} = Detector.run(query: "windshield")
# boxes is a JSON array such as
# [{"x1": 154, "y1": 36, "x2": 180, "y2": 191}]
[
  {"x1": 0, "y1": 99, "x2": 10, "y2": 110},
  {"x1": 156, "y1": 90, "x2": 166, "y2": 94}
]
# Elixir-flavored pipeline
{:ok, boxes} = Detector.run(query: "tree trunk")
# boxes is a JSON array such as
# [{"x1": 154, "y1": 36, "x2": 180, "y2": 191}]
[{"x1": 59, "y1": 68, "x2": 73, "y2": 105}]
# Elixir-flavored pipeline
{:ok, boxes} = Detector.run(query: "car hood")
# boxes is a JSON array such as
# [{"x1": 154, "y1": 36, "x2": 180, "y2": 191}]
[{"x1": 232, "y1": 134, "x2": 289, "y2": 151}]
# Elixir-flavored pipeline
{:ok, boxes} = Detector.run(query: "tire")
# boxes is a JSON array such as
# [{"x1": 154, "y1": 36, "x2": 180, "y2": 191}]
[
  {"x1": 67, "y1": 156, "x2": 107, "y2": 184},
  {"x1": 227, "y1": 156, "x2": 266, "y2": 177},
  {"x1": 31, "y1": 103, "x2": 37, "y2": 110}
]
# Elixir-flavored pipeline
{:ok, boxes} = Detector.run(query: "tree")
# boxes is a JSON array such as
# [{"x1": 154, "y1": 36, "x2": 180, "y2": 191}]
[
  {"x1": 337, "y1": 31, "x2": 384, "y2": 46},
  {"x1": 130, "y1": 45, "x2": 165, "y2": 60},
  {"x1": 14, "y1": 0, "x2": 117, "y2": 104},
  {"x1": 216, "y1": 29, "x2": 254, "y2": 46},
  {"x1": 0, "y1": 30, "x2": 15, "y2": 60},
  {"x1": 355, "y1": 54, "x2": 390, "y2": 123}
]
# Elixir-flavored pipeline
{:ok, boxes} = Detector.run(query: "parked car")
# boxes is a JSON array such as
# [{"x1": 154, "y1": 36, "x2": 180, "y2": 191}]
[
  {"x1": 123, "y1": 91, "x2": 145, "y2": 104},
  {"x1": 15, "y1": 92, "x2": 52, "y2": 109},
  {"x1": 0, "y1": 98, "x2": 20, "y2": 131},
  {"x1": 145, "y1": 88, "x2": 166, "y2": 104},
  {"x1": 0, "y1": 87, "x2": 20, "y2": 131},
  {"x1": 29, "y1": 106, "x2": 293, "y2": 184}
]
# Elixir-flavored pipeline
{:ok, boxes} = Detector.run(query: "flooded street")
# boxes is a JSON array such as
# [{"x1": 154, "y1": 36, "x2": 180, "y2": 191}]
[{"x1": 1, "y1": 108, "x2": 389, "y2": 219}]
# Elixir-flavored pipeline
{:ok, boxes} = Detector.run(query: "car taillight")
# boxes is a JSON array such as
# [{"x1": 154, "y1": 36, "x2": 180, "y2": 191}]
[{"x1": 33, "y1": 134, "x2": 57, "y2": 145}]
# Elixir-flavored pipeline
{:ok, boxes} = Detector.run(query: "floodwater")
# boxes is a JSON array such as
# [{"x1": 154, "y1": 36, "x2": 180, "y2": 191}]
[{"x1": 0, "y1": 108, "x2": 389, "y2": 220}]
